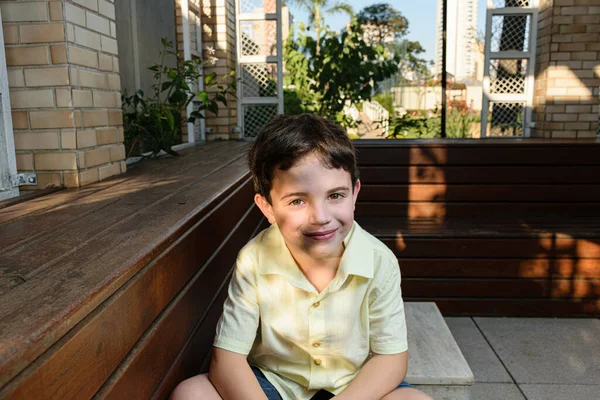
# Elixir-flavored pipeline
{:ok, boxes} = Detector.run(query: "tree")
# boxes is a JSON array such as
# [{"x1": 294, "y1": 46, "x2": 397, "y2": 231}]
[
  {"x1": 287, "y1": 0, "x2": 354, "y2": 55},
  {"x1": 284, "y1": 21, "x2": 399, "y2": 126},
  {"x1": 357, "y1": 3, "x2": 409, "y2": 46}
]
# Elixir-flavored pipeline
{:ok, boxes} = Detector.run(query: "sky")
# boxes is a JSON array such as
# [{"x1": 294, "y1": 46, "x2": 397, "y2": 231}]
[{"x1": 286, "y1": 0, "x2": 488, "y2": 64}]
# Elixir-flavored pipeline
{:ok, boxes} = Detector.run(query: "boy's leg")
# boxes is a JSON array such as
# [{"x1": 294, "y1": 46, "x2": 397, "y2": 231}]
[
  {"x1": 170, "y1": 373, "x2": 222, "y2": 400},
  {"x1": 382, "y1": 388, "x2": 434, "y2": 400}
]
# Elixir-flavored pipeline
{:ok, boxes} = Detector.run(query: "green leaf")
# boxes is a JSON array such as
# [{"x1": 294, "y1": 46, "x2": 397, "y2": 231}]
[
  {"x1": 216, "y1": 94, "x2": 228, "y2": 106},
  {"x1": 204, "y1": 72, "x2": 217, "y2": 85},
  {"x1": 196, "y1": 91, "x2": 209, "y2": 104},
  {"x1": 164, "y1": 109, "x2": 175, "y2": 130},
  {"x1": 169, "y1": 90, "x2": 187, "y2": 104}
]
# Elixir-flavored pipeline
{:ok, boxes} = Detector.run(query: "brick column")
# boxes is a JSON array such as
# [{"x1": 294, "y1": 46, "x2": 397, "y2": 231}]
[
  {"x1": 533, "y1": 0, "x2": 600, "y2": 138},
  {"x1": 1, "y1": 0, "x2": 125, "y2": 189}
]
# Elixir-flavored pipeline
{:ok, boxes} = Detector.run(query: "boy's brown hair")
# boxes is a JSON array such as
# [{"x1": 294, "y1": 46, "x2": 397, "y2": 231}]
[{"x1": 248, "y1": 113, "x2": 359, "y2": 203}]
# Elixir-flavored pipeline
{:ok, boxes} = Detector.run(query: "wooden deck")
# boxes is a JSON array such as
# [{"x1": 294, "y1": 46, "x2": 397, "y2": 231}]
[
  {"x1": 0, "y1": 141, "x2": 262, "y2": 399},
  {"x1": 0, "y1": 138, "x2": 599, "y2": 399}
]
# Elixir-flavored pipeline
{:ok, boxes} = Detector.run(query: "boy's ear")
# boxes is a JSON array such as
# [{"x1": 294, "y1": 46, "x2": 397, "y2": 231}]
[
  {"x1": 352, "y1": 179, "x2": 361, "y2": 209},
  {"x1": 254, "y1": 194, "x2": 276, "y2": 224}
]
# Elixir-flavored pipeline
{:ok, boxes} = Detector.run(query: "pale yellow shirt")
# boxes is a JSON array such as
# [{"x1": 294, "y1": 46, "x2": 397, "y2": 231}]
[{"x1": 213, "y1": 221, "x2": 407, "y2": 400}]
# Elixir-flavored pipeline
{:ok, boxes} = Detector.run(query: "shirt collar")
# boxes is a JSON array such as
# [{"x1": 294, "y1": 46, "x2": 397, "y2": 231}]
[{"x1": 258, "y1": 222, "x2": 374, "y2": 290}]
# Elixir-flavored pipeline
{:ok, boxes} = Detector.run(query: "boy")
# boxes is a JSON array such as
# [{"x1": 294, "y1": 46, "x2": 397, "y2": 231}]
[{"x1": 171, "y1": 114, "x2": 431, "y2": 400}]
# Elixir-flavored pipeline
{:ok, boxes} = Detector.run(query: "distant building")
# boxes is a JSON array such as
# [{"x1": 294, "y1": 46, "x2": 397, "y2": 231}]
[{"x1": 434, "y1": 0, "x2": 478, "y2": 81}]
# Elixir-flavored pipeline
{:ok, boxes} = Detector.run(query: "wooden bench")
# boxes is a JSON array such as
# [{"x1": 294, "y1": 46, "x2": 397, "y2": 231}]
[{"x1": 354, "y1": 139, "x2": 600, "y2": 317}]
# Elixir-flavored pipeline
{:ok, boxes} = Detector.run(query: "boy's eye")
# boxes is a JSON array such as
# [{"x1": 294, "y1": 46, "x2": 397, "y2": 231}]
[
  {"x1": 329, "y1": 193, "x2": 344, "y2": 200},
  {"x1": 289, "y1": 199, "x2": 304, "y2": 206}
]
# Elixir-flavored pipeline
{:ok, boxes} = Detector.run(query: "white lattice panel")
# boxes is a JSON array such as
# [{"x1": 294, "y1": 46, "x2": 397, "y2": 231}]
[
  {"x1": 237, "y1": 0, "x2": 283, "y2": 139},
  {"x1": 242, "y1": 63, "x2": 278, "y2": 97},
  {"x1": 491, "y1": 14, "x2": 530, "y2": 53},
  {"x1": 493, "y1": 0, "x2": 530, "y2": 7},
  {"x1": 240, "y1": 0, "x2": 275, "y2": 14},
  {"x1": 482, "y1": 1, "x2": 537, "y2": 137},
  {"x1": 241, "y1": 21, "x2": 277, "y2": 56},
  {"x1": 490, "y1": 59, "x2": 527, "y2": 94},
  {"x1": 243, "y1": 105, "x2": 278, "y2": 138},
  {"x1": 488, "y1": 102, "x2": 525, "y2": 136}
]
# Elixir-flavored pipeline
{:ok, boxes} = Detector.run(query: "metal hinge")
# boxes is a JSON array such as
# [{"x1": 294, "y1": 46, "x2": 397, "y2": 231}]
[{"x1": 11, "y1": 173, "x2": 37, "y2": 187}]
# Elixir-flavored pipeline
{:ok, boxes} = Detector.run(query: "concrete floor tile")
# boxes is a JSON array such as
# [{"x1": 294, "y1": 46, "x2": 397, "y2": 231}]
[
  {"x1": 520, "y1": 384, "x2": 600, "y2": 400},
  {"x1": 445, "y1": 317, "x2": 512, "y2": 383},
  {"x1": 470, "y1": 383, "x2": 526, "y2": 400},
  {"x1": 474, "y1": 318, "x2": 600, "y2": 385}
]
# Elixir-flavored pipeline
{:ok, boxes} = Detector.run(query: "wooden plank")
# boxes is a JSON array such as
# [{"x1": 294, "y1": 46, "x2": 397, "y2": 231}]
[
  {"x1": 0, "y1": 181, "x2": 255, "y2": 399},
  {"x1": 379, "y1": 238, "x2": 600, "y2": 259},
  {"x1": 0, "y1": 142, "x2": 246, "y2": 256},
  {"x1": 355, "y1": 145, "x2": 600, "y2": 166},
  {"x1": 150, "y1": 278, "x2": 231, "y2": 400},
  {"x1": 0, "y1": 188, "x2": 63, "y2": 210},
  {"x1": 399, "y1": 258, "x2": 600, "y2": 279},
  {"x1": 0, "y1": 143, "x2": 249, "y2": 278},
  {"x1": 358, "y1": 166, "x2": 600, "y2": 184},
  {"x1": 94, "y1": 209, "x2": 263, "y2": 400},
  {"x1": 0, "y1": 142, "x2": 231, "y2": 226},
  {"x1": 359, "y1": 217, "x2": 600, "y2": 239},
  {"x1": 0, "y1": 159, "x2": 251, "y2": 390},
  {"x1": 359, "y1": 184, "x2": 600, "y2": 202},
  {"x1": 402, "y1": 278, "x2": 600, "y2": 299},
  {"x1": 0, "y1": 276, "x2": 24, "y2": 296},
  {"x1": 356, "y1": 202, "x2": 600, "y2": 218},
  {"x1": 416, "y1": 298, "x2": 600, "y2": 317},
  {"x1": 354, "y1": 138, "x2": 600, "y2": 147}
]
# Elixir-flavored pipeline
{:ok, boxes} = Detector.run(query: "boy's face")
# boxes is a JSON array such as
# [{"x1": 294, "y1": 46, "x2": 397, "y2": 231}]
[{"x1": 255, "y1": 153, "x2": 360, "y2": 264}]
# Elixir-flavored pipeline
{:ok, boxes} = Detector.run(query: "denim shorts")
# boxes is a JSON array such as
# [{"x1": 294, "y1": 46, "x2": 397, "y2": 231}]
[{"x1": 251, "y1": 366, "x2": 417, "y2": 400}]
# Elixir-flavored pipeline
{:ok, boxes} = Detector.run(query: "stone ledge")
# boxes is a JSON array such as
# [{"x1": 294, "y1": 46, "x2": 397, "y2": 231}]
[{"x1": 406, "y1": 302, "x2": 474, "y2": 399}]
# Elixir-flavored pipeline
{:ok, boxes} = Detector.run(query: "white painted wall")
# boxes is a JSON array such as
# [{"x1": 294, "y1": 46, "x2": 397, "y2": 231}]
[{"x1": 0, "y1": 10, "x2": 18, "y2": 200}]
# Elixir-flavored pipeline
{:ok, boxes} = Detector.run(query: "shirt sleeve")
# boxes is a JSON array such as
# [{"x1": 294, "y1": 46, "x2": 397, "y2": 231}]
[
  {"x1": 213, "y1": 252, "x2": 260, "y2": 355},
  {"x1": 368, "y1": 256, "x2": 408, "y2": 354}
]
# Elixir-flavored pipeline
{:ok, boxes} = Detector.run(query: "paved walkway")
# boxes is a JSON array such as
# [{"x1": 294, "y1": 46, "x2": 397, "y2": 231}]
[{"x1": 445, "y1": 317, "x2": 600, "y2": 400}]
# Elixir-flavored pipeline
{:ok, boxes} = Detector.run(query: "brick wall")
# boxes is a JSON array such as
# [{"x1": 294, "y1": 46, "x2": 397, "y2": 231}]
[
  {"x1": 1, "y1": 0, "x2": 124, "y2": 189},
  {"x1": 533, "y1": 0, "x2": 600, "y2": 138},
  {"x1": 175, "y1": 0, "x2": 237, "y2": 142}
]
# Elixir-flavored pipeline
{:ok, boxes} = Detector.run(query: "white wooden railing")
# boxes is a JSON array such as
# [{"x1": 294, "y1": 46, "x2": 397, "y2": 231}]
[{"x1": 363, "y1": 100, "x2": 389, "y2": 137}]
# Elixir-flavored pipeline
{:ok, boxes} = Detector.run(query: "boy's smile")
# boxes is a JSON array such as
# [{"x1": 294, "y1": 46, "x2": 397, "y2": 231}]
[{"x1": 255, "y1": 153, "x2": 360, "y2": 268}]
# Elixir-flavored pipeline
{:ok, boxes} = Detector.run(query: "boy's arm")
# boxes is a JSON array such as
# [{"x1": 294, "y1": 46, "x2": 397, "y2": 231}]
[
  {"x1": 333, "y1": 351, "x2": 408, "y2": 400},
  {"x1": 209, "y1": 347, "x2": 269, "y2": 400},
  {"x1": 336, "y1": 256, "x2": 408, "y2": 399}
]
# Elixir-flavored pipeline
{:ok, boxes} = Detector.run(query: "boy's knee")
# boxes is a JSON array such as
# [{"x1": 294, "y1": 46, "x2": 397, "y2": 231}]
[
  {"x1": 170, "y1": 374, "x2": 217, "y2": 400},
  {"x1": 383, "y1": 388, "x2": 434, "y2": 400}
]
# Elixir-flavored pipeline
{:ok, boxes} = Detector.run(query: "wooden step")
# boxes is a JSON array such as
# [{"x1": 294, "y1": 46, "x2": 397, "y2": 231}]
[{"x1": 405, "y1": 302, "x2": 473, "y2": 399}]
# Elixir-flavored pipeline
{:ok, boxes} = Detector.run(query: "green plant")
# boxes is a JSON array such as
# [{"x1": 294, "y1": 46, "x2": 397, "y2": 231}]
[
  {"x1": 122, "y1": 39, "x2": 236, "y2": 158},
  {"x1": 284, "y1": 21, "x2": 398, "y2": 127},
  {"x1": 373, "y1": 93, "x2": 394, "y2": 115},
  {"x1": 447, "y1": 108, "x2": 477, "y2": 138},
  {"x1": 388, "y1": 108, "x2": 477, "y2": 139}
]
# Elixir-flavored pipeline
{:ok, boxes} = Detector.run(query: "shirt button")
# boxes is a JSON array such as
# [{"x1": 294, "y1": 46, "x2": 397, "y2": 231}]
[
  {"x1": 312, "y1": 301, "x2": 320, "y2": 308},
  {"x1": 314, "y1": 358, "x2": 323, "y2": 366},
  {"x1": 312, "y1": 341, "x2": 322, "y2": 347}
]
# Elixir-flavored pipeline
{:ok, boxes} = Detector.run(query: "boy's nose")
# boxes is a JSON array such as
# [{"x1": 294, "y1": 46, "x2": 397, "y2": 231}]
[{"x1": 308, "y1": 204, "x2": 331, "y2": 225}]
